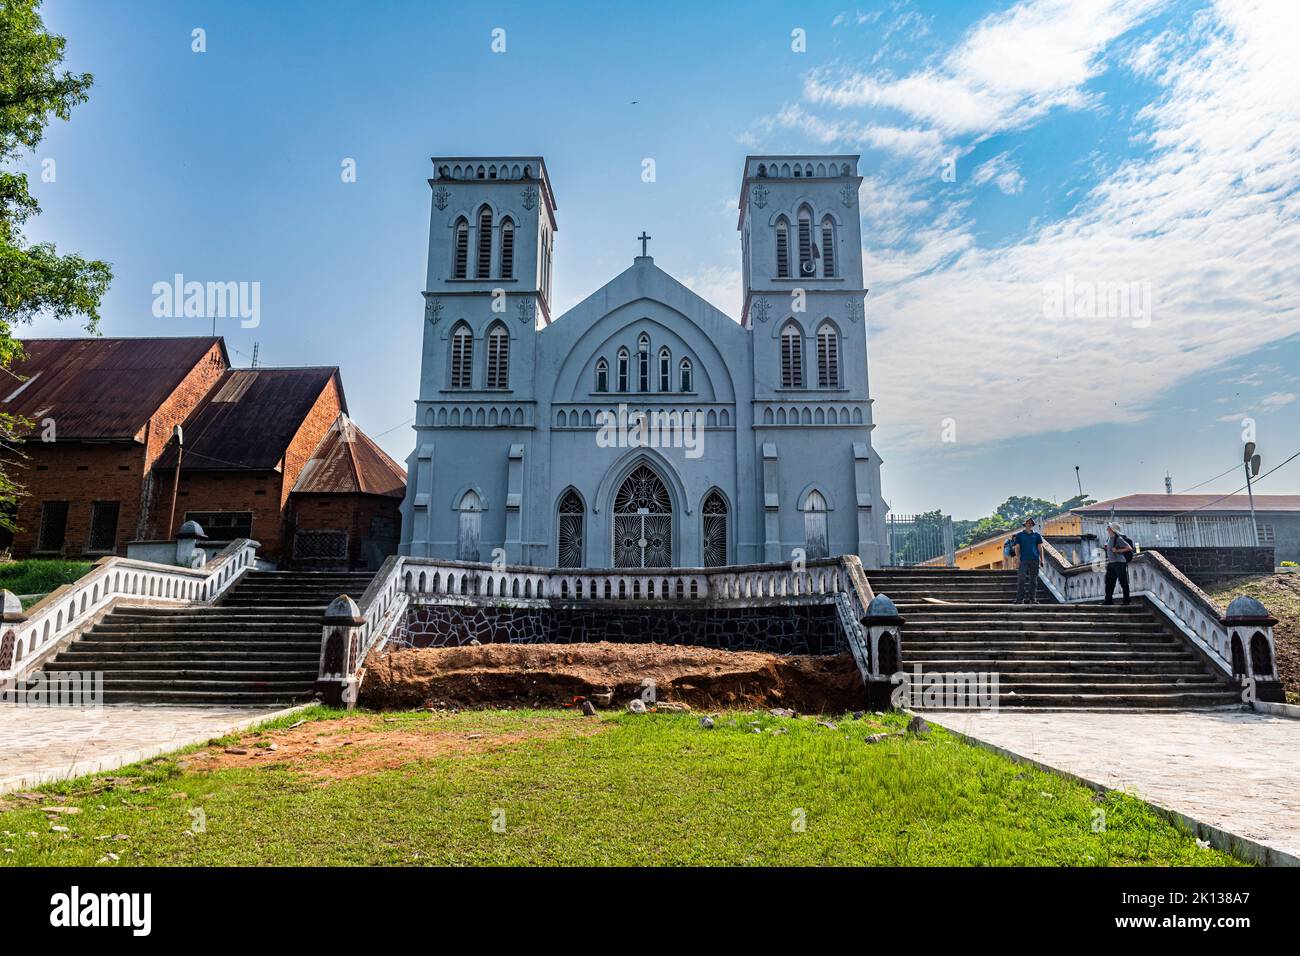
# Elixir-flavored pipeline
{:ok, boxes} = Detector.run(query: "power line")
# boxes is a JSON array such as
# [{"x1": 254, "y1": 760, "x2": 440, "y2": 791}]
[
  {"x1": 1176, "y1": 462, "x2": 1241, "y2": 494},
  {"x1": 1159, "y1": 448, "x2": 1300, "y2": 519}
]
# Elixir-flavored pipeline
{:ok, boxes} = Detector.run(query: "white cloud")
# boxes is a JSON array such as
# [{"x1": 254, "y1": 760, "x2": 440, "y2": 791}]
[
  {"x1": 866, "y1": 0, "x2": 1300, "y2": 449},
  {"x1": 681, "y1": 266, "x2": 742, "y2": 320},
  {"x1": 971, "y1": 152, "x2": 1026, "y2": 194},
  {"x1": 1260, "y1": 392, "x2": 1297, "y2": 411},
  {"x1": 806, "y1": 0, "x2": 1165, "y2": 137}
]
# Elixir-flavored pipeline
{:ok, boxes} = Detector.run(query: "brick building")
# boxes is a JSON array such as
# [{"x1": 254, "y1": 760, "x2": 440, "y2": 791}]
[{"x1": 1, "y1": 336, "x2": 404, "y2": 568}]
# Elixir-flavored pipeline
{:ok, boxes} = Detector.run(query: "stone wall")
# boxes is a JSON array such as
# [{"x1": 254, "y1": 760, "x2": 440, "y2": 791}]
[
  {"x1": 1155, "y1": 546, "x2": 1275, "y2": 584},
  {"x1": 397, "y1": 601, "x2": 844, "y2": 655}
]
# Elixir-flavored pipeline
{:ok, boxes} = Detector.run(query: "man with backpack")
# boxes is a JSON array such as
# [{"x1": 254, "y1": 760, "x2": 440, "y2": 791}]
[
  {"x1": 1011, "y1": 517, "x2": 1044, "y2": 605},
  {"x1": 1103, "y1": 521, "x2": 1135, "y2": 605}
]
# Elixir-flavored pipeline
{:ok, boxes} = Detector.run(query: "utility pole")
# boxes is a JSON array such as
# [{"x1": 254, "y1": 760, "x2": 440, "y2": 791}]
[
  {"x1": 166, "y1": 425, "x2": 184, "y2": 540},
  {"x1": 251, "y1": 342, "x2": 259, "y2": 368},
  {"x1": 1243, "y1": 442, "x2": 1262, "y2": 546}
]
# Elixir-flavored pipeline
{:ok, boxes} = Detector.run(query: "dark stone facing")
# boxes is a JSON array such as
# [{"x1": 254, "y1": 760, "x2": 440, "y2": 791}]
[{"x1": 396, "y1": 602, "x2": 844, "y2": 656}]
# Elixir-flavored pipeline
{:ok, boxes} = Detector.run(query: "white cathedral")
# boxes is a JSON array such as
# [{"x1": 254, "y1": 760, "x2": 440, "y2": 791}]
[{"x1": 399, "y1": 155, "x2": 890, "y2": 569}]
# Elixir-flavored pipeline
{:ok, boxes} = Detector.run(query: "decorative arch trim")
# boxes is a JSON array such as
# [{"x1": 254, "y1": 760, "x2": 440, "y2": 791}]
[
  {"x1": 796, "y1": 484, "x2": 836, "y2": 512},
  {"x1": 448, "y1": 482, "x2": 490, "y2": 511},
  {"x1": 593, "y1": 447, "x2": 691, "y2": 517}
]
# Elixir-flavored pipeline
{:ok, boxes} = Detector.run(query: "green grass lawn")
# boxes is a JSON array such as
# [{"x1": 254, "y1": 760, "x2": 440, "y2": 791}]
[
  {"x1": 0, "y1": 706, "x2": 1241, "y2": 866},
  {"x1": 0, "y1": 559, "x2": 94, "y2": 607}
]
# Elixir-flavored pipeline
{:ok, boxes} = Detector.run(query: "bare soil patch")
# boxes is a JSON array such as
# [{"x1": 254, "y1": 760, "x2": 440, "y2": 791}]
[
  {"x1": 182, "y1": 715, "x2": 604, "y2": 782},
  {"x1": 359, "y1": 642, "x2": 864, "y2": 713}
]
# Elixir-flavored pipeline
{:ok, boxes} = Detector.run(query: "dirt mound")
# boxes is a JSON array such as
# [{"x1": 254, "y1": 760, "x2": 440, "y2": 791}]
[{"x1": 360, "y1": 642, "x2": 864, "y2": 713}]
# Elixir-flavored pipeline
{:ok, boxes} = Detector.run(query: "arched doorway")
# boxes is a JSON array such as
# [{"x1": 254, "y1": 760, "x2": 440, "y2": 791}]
[
  {"x1": 803, "y1": 489, "x2": 829, "y2": 558},
  {"x1": 701, "y1": 489, "x2": 729, "y2": 567},
  {"x1": 457, "y1": 489, "x2": 482, "y2": 561},
  {"x1": 612, "y1": 464, "x2": 672, "y2": 567}
]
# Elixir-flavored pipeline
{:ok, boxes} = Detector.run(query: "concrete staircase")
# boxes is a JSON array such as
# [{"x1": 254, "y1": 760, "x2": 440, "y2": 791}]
[
  {"x1": 868, "y1": 568, "x2": 1241, "y2": 709},
  {"x1": 39, "y1": 570, "x2": 373, "y2": 705}
]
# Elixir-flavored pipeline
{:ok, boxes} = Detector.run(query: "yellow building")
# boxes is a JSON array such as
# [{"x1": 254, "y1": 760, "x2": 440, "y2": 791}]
[{"x1": 921, "y1": 513, "x2": 1083, "y2": 570}]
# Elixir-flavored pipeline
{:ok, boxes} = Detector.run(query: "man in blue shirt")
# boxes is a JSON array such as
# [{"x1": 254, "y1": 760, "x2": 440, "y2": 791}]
[{"x1": 1012, "y1": 518, "x2": 1044, "y2": 605}]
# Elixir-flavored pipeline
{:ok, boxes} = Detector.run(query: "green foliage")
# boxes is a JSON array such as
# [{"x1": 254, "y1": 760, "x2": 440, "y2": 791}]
[
  {"x1": 954, "y1": 493, "x2": 1097, "y2": 548},
  {"x1": 0, "y1": 0, "x2": 113, "y2": 529},
  {"x1": 0, "y1": 709, "x2": 1243, "y2": 866},
  {"x1": 0, "y1": 557, "x2": 91, "y2": 600}
]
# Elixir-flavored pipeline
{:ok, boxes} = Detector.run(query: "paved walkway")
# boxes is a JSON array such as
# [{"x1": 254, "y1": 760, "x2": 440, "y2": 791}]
[
  {"x1": 933, "y1": 708, "x2": 1300, "y2": 865},
  {"x1": 0, "y1": 705, "x2": 294, "y2": 793}
]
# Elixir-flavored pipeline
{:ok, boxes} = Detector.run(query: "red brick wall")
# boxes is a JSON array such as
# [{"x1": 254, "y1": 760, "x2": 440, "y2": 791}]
[
  {"x1": 168, "y1": 469, "x2": 287, "y2": 558},
  {"x1": 137, "y1": 343, "x2": 228, "y2": 538},
  {"x1": 280, "y1": 375, "x2": 344, "y2": 511},
  {"x1": 288, "y1": 493, "x2": 401, "y2": 570},
  {"x1": 8, "y1": 342, "x2": 228, "y2": 559},
  {"x1": 8, "y1": 442, "x2": 147, "y2": 558}
]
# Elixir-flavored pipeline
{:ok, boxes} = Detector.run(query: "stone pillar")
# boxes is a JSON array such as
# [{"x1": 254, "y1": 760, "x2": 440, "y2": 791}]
[
  {"x1": 316, "y1": 594, "x2": 367, "y2": 708},
  {"x1": 505, "y1": 443, "x2": 524, "y2": 564},
  {"x1": 762, "y1": 442, "x2": 781, "y2": 563},
  {"x1": 0, "y1": 590, "x2": 27, "y2": 671},
  {"x1": 1224, "y1": 595, "x2": 1284, "y2": 704},
  {"x1": 862, "y1": 593, "x2": 903, "y2": 709},
  {"x1": 175, "y1": 519, "x2": 208, "y2": 569}
]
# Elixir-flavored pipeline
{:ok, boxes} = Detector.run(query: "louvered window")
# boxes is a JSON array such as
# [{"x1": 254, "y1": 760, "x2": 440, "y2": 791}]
[
  {"x1": 500, "y1": 220, "x2": 514, "y2": 279},
  {"x1": 775, "y1": 220, "x2": 790, "y2": 278},
  {"x1": 821, "y1": 218, "x2": 835, "y2": 278},
  {"x1": 476, "y1": 207, "x2": 493, "y2": 278},
  {"x1": 617, "y1": 348, "x2": 629, "y2": 392},
  {"x1": 450, "y1": 324, "x2": 473, "y2": 388},
  {"x1": 659, "y1": 348, "x2": 671, "y2": 391},
  {"x1": 486, "y1": 324, "x2": 509, "y2": 388},
  {"x1": 637, "y1": 334, "x2": 650, "y2": 392},
  {"x1": 453, "y1": 219, "x2": 469, "y2": 278},
  {"x1": 797, "y1": 210, "x2": 813, "y2": 277},
  {"x1": 817, "y1": 322, "x2": 839, "y2": 388},
  {"x1": 781, "y1": 324, "x2": 803, "y2": 388}
]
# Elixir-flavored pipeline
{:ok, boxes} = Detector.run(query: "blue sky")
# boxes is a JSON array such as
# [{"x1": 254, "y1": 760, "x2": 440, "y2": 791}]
[{"x1": 18, "y1": 0, "x2": 1300, "y2": 517}]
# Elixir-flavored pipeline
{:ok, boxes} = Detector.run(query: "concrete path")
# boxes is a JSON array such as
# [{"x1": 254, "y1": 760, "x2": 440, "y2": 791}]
[
  {"x1": 933, "y1": 708, "x2": 1300, "y2": 865},
  {"x1": 0, "y1": 705, "x2": 296, "y2": 794}
]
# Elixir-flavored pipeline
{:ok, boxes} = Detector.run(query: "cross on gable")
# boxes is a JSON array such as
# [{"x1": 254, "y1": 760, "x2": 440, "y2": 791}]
[{"x1": 638, "y1": 231, "x2": 651, "y2": 257}]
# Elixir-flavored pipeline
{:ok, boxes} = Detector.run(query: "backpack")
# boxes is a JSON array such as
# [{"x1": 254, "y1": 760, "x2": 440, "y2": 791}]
[
  {"x1": 1003, "y1": 538, "x2": 1015, "y2": 557},
  {"x1": 1117, "y1": 534, "x2": 1137, "y2": 561}
]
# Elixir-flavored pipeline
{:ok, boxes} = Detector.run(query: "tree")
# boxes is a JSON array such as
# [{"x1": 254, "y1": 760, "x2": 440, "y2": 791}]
[
  {"x1": 953, "y1": 493, "x2": 1098, "y2": 548},
  {"x1": 0, "y1": 0, "x2": 112, "y2": 530}
]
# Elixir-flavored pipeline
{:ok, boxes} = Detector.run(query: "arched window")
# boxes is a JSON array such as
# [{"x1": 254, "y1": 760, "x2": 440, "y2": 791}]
[
  {"x1": 475, "y1": 206, "x2": 493, "y2": 279},
  {"x1": 775, "y1": 218, "x2": 790, "y2": 278},
  {"x1": 595, "y1": 358, "x2": 609, "y2": 393},
  {"x1": 485, "y1": 323, "x2": 509, "y2": 388},
  {"x1": 702, "y1": 490, "x2": 728, "y2": 567},
  {"x1": 617, "y1": 348, "x2": 629, "y2": 392},
  {"x1": 453, "y1": 218, "x2": 469, "y2": 279},
  {"x1": 797, "y1": 208, "x2": 814, "y2": 278},
  {"x1": 658, "y1": 347, "x2": 671, "y2": 391},
  {"x1": 817, "y1": 321, "x2": 840, "y2": 388},
  {"x1": 449, "y1": 323, "x2": 473, "y2": 389},
  {"x1": 557, "y1": 489, "x2": 585, "y2": 568},
  {"x1": 637, "y1": 333, "x2": 650, "y2": 392},
  {"x1": 500, "y1": 218, "x2": 515, "y2": 279},
  {"x1": 803, "y1": 490, "x2": 828, "y2": 559},
  {"x1": 679, "y1": 357, "x2": 693, "y2": 393},
  {"x1": 821, "y1": 216, "x2": 836, "y2": 278},
  {"x1": 781, "y1": 322, "x2": 803, "y2": 388}
]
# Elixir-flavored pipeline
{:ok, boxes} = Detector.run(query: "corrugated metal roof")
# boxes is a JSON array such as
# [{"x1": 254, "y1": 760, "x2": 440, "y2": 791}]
[
  {"x1": 156, "y1": 367, "x2": 344, "y2": 471},
  {"x1": 6, "y1": 337, "x2": 225, "y2": 440},
  {"x1": 1076, "y1": 494, "x2": 1300, "y2": 514},
  {"x1": 292, "y1": 414, "x2": 406, "y2": 497}
]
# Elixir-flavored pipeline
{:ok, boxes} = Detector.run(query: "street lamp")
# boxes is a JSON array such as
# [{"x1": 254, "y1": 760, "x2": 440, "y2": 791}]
[{"x1": 1243, "y1": 441, "x2": 1261, "y2": 546}]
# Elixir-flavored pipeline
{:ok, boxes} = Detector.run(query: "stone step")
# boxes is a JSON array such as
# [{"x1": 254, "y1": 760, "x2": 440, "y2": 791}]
[
  {"x1": 899, "y1": 658, "x2": 1210, "y2": 674},
  {"x1": 56, "y1": 657, "x2": 317, "y2": 671},
  {"x1": 905, "y1": 627, "x2": 1171, "y2": 639},
  {"x1": 902, "y1": 671, "x2": 1222, "y2": 685},
  {"x1": 65, "y1": 639, "x2": 320, "y2": 653},
  {"x1": 970, "y1": 690, "x2": 1242, "y2": 708},
  {"x1": 84, "y1": 677, "x2": 315, "y2": 692},
  {"x1": 92, "y1": 623, "x2": 320, "y2": 635},
  {"x1": 907, "y1": 641, "x2": 1182, "y2": 654},
  {"x1": 53, "y1": 666, "x2": 318, "y2": 680},
  {"x1": 905, "y1": 647, "x2": 1195, "y2": 660},
  {"x1": 57, "y1": 648, "x2": 320, "y2": 662},
  {"x1": 94, "y1": 689, "x2": 313, "y2": 704},
  {"x1": 894, "y1": 602, "x2": 1149, "y2": 613}
]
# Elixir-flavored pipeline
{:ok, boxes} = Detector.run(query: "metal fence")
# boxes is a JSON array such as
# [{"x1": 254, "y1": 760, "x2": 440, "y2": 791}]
[{"x1": 887, "y1": 513, "x2": 955, "y2": 567}]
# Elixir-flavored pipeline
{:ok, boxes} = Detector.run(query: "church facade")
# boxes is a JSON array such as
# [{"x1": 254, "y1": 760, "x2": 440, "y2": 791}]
[{"x1": 399, "y1": 155, "x2": 889, "y2": 569}]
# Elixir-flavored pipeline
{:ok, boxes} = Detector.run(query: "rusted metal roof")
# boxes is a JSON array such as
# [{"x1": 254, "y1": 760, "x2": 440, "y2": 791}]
[
  {"x1": 292, "y1": 414, "x2": 406, "y2": 497},
  {"x1": 156, "y1": 367, "x2": 345, "y2": 472},
  {"x1": 6, "y1": 337, "x2": 225, "y2": 440},
  {"x1": 1076, "y1": 494, "x2": 1300, "y2": 514}
]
